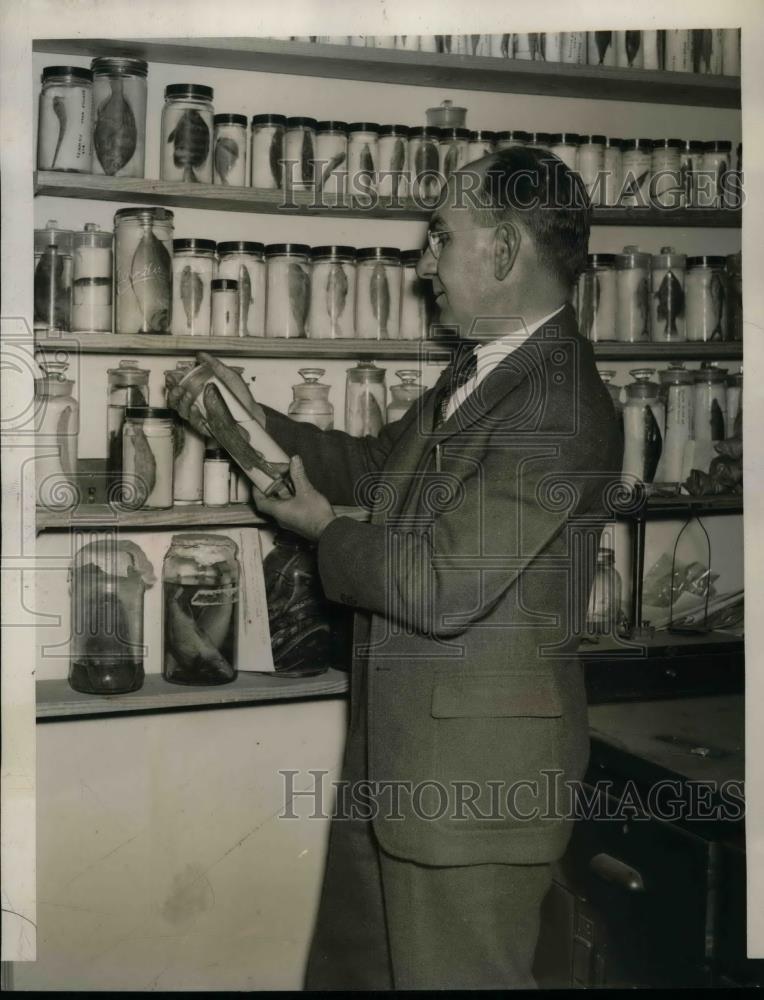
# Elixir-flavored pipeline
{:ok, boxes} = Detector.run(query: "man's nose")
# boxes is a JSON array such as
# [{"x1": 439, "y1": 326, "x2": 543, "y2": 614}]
[{"x1": 417, "y1": 241, "x2": 437, "y2": 279}]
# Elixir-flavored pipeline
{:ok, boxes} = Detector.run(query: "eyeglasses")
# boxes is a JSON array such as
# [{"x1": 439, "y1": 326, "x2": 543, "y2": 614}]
[{"x1": 426, "y1": 225, "x2": 497, "y2": 260}]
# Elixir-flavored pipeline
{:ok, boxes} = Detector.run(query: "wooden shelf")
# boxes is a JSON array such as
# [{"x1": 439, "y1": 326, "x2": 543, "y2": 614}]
[
  {"x1": 32, "y1": 37, "x2": 741, "y2": 108},
  {"x1": 35, "y1": 173, "x2": 742, "y2": 228}
]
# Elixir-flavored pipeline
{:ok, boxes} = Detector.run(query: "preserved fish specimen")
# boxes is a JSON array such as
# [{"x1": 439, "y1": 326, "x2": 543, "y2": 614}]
[
  {"x1": 114, "y1": 207, "x2": 173, "y2": 334},
  {"x1": 92, "y1": 57, "x2": 147, "y2": 177},
  {"x1": 217, "y1": 241, "x2": 266, "y2": 337},
  {"x1": 171, "y1": 238, "x2": 216, "y2": 337},
  {"x1": 37, "y1": 65, "x2": 93, "y2": 172},
  {"x1": 213, "y1": 113, "x2": 247, "y2": 185},
  {"x1": 161, "y1": 84, "x2": 214, "y2": 183}
]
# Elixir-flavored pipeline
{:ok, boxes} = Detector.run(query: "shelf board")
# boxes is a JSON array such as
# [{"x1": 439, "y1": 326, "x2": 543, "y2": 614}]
[
  {"x1": 32, "y1": 37, "x2": 741, "y2": 108},
  {"x1": 631, "y1": 492, "x2": 743, "y2": 518},
  {"x1": 34, "y1": 173, "x2": 742, "y2": 228}
]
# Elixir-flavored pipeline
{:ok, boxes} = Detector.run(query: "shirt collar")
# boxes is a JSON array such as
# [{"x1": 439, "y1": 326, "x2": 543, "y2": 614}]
[{"x1": 472, "y1": 305, "x2": 566, "y2": 375}]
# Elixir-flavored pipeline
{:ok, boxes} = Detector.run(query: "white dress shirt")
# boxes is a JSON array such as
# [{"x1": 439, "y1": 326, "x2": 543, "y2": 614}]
[{"x1": 443, "y1": 305, "x2": 566, "y2": 421}]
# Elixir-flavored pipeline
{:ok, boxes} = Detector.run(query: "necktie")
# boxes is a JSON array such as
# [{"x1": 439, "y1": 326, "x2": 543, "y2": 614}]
[{"x1": 432, "y1": 342, "x2": 479, "y2": 430}]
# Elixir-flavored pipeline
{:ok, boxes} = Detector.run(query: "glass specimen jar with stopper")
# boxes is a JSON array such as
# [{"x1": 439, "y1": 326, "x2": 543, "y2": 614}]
[
  {"x1": 34, "y1": 358, "x2": 79, "y2": 509},
  {"x1": 345, "y1": 361, "x2": 387, "y2": 437},
  {"x1": 34, "y1": 220, "x2": 74, "y2": 334},
  {"x1": 622, "y1": 368, "x2": 665, "y2": 488},
  {"x1": 387, "y1": 370, "x2": 424, "y2": 422},
  {"x1": 106, "y1": 359, "x2": 150, "y2": 492},
  {"x1": 288, "y1": 369, "x2": 334, "y2": 430},
  {"x1": 585, "y1": 547, "x2": 624, "y2": 636}
]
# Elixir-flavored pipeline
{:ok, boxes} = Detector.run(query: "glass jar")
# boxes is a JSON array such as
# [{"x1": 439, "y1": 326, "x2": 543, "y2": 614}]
[
  {"x1": 615, "y1": 30, "x2": 643, "y2": 68},
  {"x1": 164, "y1": 361, "x2": 205, "y2": 506},
  {"x1": 355, "y1": 247, "x2": 402, "y2": 339},
  {"x1": 314, "y1": 120, "x2": 348, "y2": 200},
  {"x1": 347, "y1": 122, "x2": 380, "y2": 197},
  {"x1": 601, "y1": 137, "x2": 623, "y2": 207},
  {"x1": 217, "y1": 241, "x2": 266, "y2": 337},
  {"x1": 513, "y1": 34, "x2": 546, "y2": 60},
  {"x1": 467, "y1": 129, "x2": 496, "y2": 161},
  {"x1": 542, "y1": 34, "x2": 561, "y2": 60},
  {"x1": 107, "y1": 359, "x2": 150, "y2": 489},
  {"x1": 288, "y1": 368, "x2": 334, "y2": 430},
  {"x1": 250, "y1": 113, "x2": 286, "y2": 189},
  {"x1": 656, "y1": 365, "x2": 694, "y2": 483},
  {"x1": 308, "y1": 245, "x2": 356, "y2": 339},
  {"x1": 560, "y1": 31, "x2": 585, "y2": 64},
  {"x1": 650, "y1": 139, "x2": 683, "y2": 209},
  {"x1": 399, "y1": 249, "x2": 429, "y2": 340},
  {"x1": 700, "y1": 140, "x2": 732, "y2": 209},
  {"x1": 37, "y1": 65, "x2": 93, "y2": 173},
  {"x1": 213, "y1": 113, "x2": 247, "y2": 186},
  {"x1": 494, "y1": 130, "x2": 531, "y2": 150},
  {"x1": 265, "y1": 243, "x2": 311, "y2": 338},
  {"x1": 284, "y1": 116, "x2": 316, "y2": 191},
  {"x1": 615, "y1": 245, "x2": 651, "y2": 343},
  {"x1": 642, "y1": 31, "x2": 661, "y2": 69},
  {"x1": 69, "y1": 539, "x2": 155, "y2": 695},
  {"x1": 622, "y1": 369, "x2": 665, "y2": 486},
  {"x1": 686, "y1": 256, "x2": 727, "y2": 342},
  {"x1": 425, "y1": 99, "x2": 468, "y2": 129},
  {"x1": 679, "y1": 139, "x2": 704, "y2": 208},
  {"x1": 588, "y1": 31, "x2": 615, "y2": 66},
  {"x1": 650, "y1": 246, "x2": 687, "y2": 343},
  {"x1": 211, "y1": 278, "x2": 239, "y2": 337},
  {"x1": 121, "y1": 406, "x2": 175, "y2": 509},
  {"x1": 163, "y1": 533, "x2": 239, "y2": 685},
  {"x1": 586, "y1": 548, "x2": 623, "y2": 635},
  {"x1": 577, "y1": 135, "x2": 605, "y2": 205},
  {"x1": 577, "y1": 254, "x2": 616, "y2": 341},
  {"x1": 621, "y1": 139, "x2": 653, "y2": 206},
  {"x1": 665, "y1": 29, "x2": 692, "y2": 71},
  {"x1": 725, "y1": 252, "x2": 742, "y2": 341},
  {"x1": 548, "y1": 133, "x2": 579, "y2": 172},
  {"x1": 693, "y1": 28, "x2": 723, "y2": 74},
  {"x1": 726, "y1": 367, "x2": 742, "y2": 439},
  {"x1": 72, "y1": 223, "x2": 113, "y2": 332},
  {"x1": 34, "y1": 360, "x2": 79, "y2": 509},
  {"x1": 91, "y1": 56, "x2": 148, "y2": 177},
  {"x1": 345, "y1": 362, "x2": 387, "y2": 437},
  {"x1": 722, "y1": 28, "x2": 741, "y2": 75},
  {"x1": 171, "y1": 238, "x2": 216, "y2": 336},
  {"x1": 114, "y1": 207, "x2": 173, "y2": 334},
  {"x1": 34, "y1": 220, "x2": 74, "y2": 333},
  {"x1": 203, "y1": 448, "x2": 231, "y2": 506},
  {"x1": 378, "y1": 124, "x2": 410, "y2": 199},
  {"x1": 388, "y1": 370, "x2": 424, "y2": 422},
  {"x1": 438, "y1": 127, "x2": 470, "y2": 183},
  {"x1": 161, "y1": 83, "x2": 214, "y2": 183},
  {"x1": 692, "y1": 368, "x2": 727, "y2": 443},
  {"x1": 409, "y1": 126, "x2": 442, "y2": 203}
]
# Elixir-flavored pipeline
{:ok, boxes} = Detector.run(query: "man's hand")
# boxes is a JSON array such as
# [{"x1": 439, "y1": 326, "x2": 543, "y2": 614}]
[{"x1": 252, "y1": 455, "x2": 336, "y2": 542}]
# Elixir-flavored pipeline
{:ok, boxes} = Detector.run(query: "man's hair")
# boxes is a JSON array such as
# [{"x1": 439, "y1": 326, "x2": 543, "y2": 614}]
[{"x1": 471, "y1": 146, "x2": 591, "y2": 289}]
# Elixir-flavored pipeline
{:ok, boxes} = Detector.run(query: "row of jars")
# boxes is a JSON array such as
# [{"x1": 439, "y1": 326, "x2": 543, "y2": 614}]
[
  {"x1": 576, "y1": 247, "x2": 742, "y2": 344},
  {"x1": 282, "y1": 30, "x2": 741, "y2": 74},
  {"x1": 600, "y1": 364, "x2": 742, "y2": 486}
]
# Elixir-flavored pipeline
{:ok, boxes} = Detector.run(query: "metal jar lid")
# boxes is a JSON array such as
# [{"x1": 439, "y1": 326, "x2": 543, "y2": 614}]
[
  {"x1": 125, "y1": 406, "x2": 174, "y2": 420},
  {"x1": 680, "y1": 139, "x2": 705, "y2": 152},
  {"x1": 549, "y1": 133, "x2": 581, "y2": 145},
  {"x1": 604, "y1": 137, "x2": 624, "y2": 149},
  {"x1": 91, "y1": 56, "x2": 148, "y2": 77},
  {"x1": 529, "y1": 132, "x2": 552, "y2": 144},
  {"x1": 42, "y1": 65, "x2": 93, "y2": 83},
  {"x1": 311, "y1": 245, "x2": 356, "y2": 260},
  {"x1": 652, "y1": 138, "x2": 684, "y2": 149},
  {"x1": 378, "y1": 124, "x2": 411, "y2": 137},
  {"x1": 468, "y1": 129, "x2": 497, "y2": 142},
  {"x1": 164, "y1": 83, "x2": 213, "y2": 101},
  {"x1": 438, "y1": 127, "x2": 470, "y2": 141},
  {"x1": 214, "y1": 113, "x2": 247, "y2": 127},
  {"x1": 211, "y1": 278, "x2": 238, "y2": 291},
  {"x1": 586, "y1": 253, "x2": 616, "y2": 267},
  {"x1": 495, "y1": 130, "x2": 531, "y2": 142},
  {"x1": 693, "y1": 367, "x2": 728, "y2": 383},
  {"x1": 401, "y1": 249, "x2": 423, "y2": 266},
  {"x1": 173, "y1": 238, "x2": 217, "y2": 253},
  {"x1": 622, "y1": 138, "x2": 654, "y2": 152},
  {"x1": 652, "y1": 246, "x2": 687, "y2": 270},
  {"x1": 217, "y1": 240, "x2": 265, "y2": 256},
  {"x1": 264, "y1": 243, "x2": 312, "y2": 257},
  {"x1": 409, "y1": 126, "x2": 442, "y2": 139},
  {"x1": 285, "y1": 116, "x2": 318, "y2": 129},
  {"x1": 251, "y1": 113, "x2": 287, "y2": 127},
  {"x1": 687, "y1": 255, "x2": 726, "y2": 269},
  {"x1": 703, "y1": 140, "x2": 732, "y2": 152},
  {"x1": 355, "y1": 247, "x2": 402, "y2": 262},
  {"x1": 316, "y1": 120, "x2": 349, "y2": 133},
  {"x1": 580, "y1": 134, "x2": 607, "y2": 145},
  {"x1": 347, "y1": 122, "x2": 382, "y2": 133},
  {"x1": 114, "y1": 206, "x2": 174, "y2": 224}
]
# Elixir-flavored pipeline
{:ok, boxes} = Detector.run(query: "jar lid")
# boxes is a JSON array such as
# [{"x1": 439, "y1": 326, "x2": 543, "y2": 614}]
[
  {"x1": 204, "y1": 448, "x2": 228, "y2": 460},
  {"x1": 311, "y1": 245, "x2": 356, "y2": 259},
  {"x1": 165, "y1": 83, "x2": 213, "y2": 100},
  {"x1": 495, "y1": 130, "x2": 531, "y2": 142},
  {"x1": 125, "y1": 406, "x2": 174, "y2": 419},
  {"x1": 549, "y1": 133, "x2": 581, "y2": 145},
  {"x1": 214, "y1": 113, "x2": 247, "y2": 127},
  {"x1": 652, "y1": 246, "x2": 687, "y2": 268},
  {"x1": 659, "y1": 365, "x2": 693, "y2": 385},
  {"x1": 438, "y1": 127, "x2": 470, "y2": 140},
  {"x1": 378, "y1": 124, "x2": 412, "y2": 137},
  {"x1": 34, "y1": 220, "x2": 74, "y2": 251},
  {"x1": 580, "y1": 134, "x2": 607, "y2": 145},
  {"x1": 74, "y1": 223, "x2": 113, "y2": 249},
  {"x1": 597, "y1": 547, "x2": 615, "y2": 563},
  {"x1": 42, "y1": 65, "x2": 93, "y2": 82},
  {"x1": 217, "y1": 240, "x2": 265, "y2": 256},
  {"x1": 251, "y1": 113, "x2": 287, "y2": 127},
  {"x1": 108, "y1": 358, "x2": 149, "y2": 378},
  {"x1": 264, "y1": 243, "x2": 312, "y2": 257},
  {"x1": 401, "y1": 249, "x2": 423, "y2": 266},
  {"x1": 604, "y1": 137, "x2": 624, "y2": 148},
  {"x1": 529, "y1": 132, "x2": 552, "y2": 143},
  {"x1": 285, "y1": 116, "x2": 318, "y2": 128},
  {"x1": 652, "y1": 138, "x2": 684, "y2": 149},
  {"x1": 625, "y1": 382, "x2": 659, "y2": 399},
  {"x1": 409, "y1": 126, "x2": 443, "y2": 139},
  {"x1": 168, "y1": 532, "x2": 238, "y2": 553},
  {"x1": 347, "y1": 122, "x2": 381, "y2": 133},
  {"x1": 297, "y1": 367, "x2": 326, "y2": 383},
  {"x1": 586, "y1": 253, "x2": 616, "y2": 266},
  {"x1": 347, "y1": 361, "x2": 386, "y2": 379},
  {"x1": 622, "y1": 138, "x2": 654, "y2": 151},
  {"x1": 173, "y1": 238, "x2": 217, "y2": 253},
  {"x1": 687, "y1": 255, "x2": 726, "y2": 269},
  {"x1": 91, "y1": 56, "x2": 148, "y2": 77},
  {"x1": 211, "y1": 278, "x2": 238, "y2": 290},
  {"x1": 615, "y1": 244, "x2": 650, "y2": 268},
  {"x1": 395, "y1": 369, "x2": 421, "y2": 383},
  {"x1": 693, "y1": 368, "x2": 728, "y2": 382},
  {"x1": 468, "y1": 129, "x2": 497, "y2": 141},
  {"x1": 703, "y1": 140, "x2": 732, "y2": 152},
  {"x1": 726, "y1": 251, "x2": 742, "y2": 271},
  {"x1": 114, "y1": 206, "x2": 174, "y2": 223},
  {"x1": 355, "y1": 246, "x2": 402, "y2": 262},
  {"x1": 316, "y1": 120, "x2": 349, "y2": 132},
  {"x1": 682, "y1": 139, "x2": 705, "y2": 151}
]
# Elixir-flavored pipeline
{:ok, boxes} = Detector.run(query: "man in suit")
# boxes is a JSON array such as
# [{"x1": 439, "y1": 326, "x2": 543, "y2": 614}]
[{"x1": 248, "y1": 147, "x2": 622, "y2": 989}]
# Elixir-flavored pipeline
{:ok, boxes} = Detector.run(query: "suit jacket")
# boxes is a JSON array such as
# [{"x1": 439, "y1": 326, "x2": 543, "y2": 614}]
[{"x1": 263, "y1": 304, "x2": 623, "y2": 866}]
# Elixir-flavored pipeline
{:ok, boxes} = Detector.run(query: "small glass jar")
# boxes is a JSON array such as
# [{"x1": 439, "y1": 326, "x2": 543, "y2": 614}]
[
  {"x1": 265, "y1": 243, "x2": 311, "y2": 338},
  {"x1": 725, "y1": 252, "x2": 742, "y2": 342},
  {"x1": 217, "y1": 241, "x2": 266, "y2": 337},
  {"x1": 250, "y1": 113, "x2": 286, "y2": 189},
  {"x1": 621, "y1": 139, "x2": 653, "y2": 206},
  {"x1": 308, "y1": 245, "x2": 356, "y2": 339},
  {"x1": 622, "y1": 369, "x2": 665, "y2": 485},
  {"x1": 347, "y1": 122, "x2": 380, "y2": 197},
  {"x1": 288, "y1": 368, "x2": 334, "y2": 430},
  {"x1": 602, "y1": 137, "x2": 623, "y2": 207},
  {"x1": 355, "y1": 247, "x2": 402, "y2": 339},
  {"x1": 700, "y1": 140, "x2": 732, "y2": 209},
  {"x1": 467, "y1": 129, "x2": 496, "y2": 161},
  {"x1": 163, "y1": 533, "x2": 240, "y2": 686},
  {"x1": 726, "y1": 366, "x2": 742, "y2": 439},
  {"x1": 586, "y1": 548, "x2": 623, "y2": 635},
  {"x1": 399, "y1": 249, "x2": 429, "y2": 340},
  {"x1": 378, "y1": 124, "x2": 410, "y2": 200},
  {"x1": 494, "y1": 130, "x2": 531, "y2": 150},
  {"x1": 409, "y1": 126, "x2": 442, "y2": 203},
  {"x1": 577, "y1": 135, "x2": 605, "y2": 205},
  {"x1": 650, "y1": 139, "x2": 683, "y2": 209},
  {"x1": 284, "y1": 116, "x2": 317, "y2": 191},
  {"x1": 425, "y1": 99, "x2": 467, "y2": 129},
  {"x1": 577, "y1": 254, "x2": 617, "y2": 341},
  {"x1": 315, "y1": 120, "x2": 348, "y2": 199},
  {"x1": 548, "y1": 133, "x2": 580, "y2": 172},
  {"x1": 615, "y1": 245, "x2": 651, "y2": 343},
  {"x1": 722, "y1": 28, "x2": 741, "y2": 75},
  {"x1": 34, "y1": 360, "x2": 79, "y2": 509},
  {"x1": 388, "y1": 370, "x2": 424, "y2": 422},
  {"x1": 588, "y1": 31, "x2": 615, "y2": 66},
  {"x1": 107, "y1": 359, "x2": 150, "y2": 489},
  {"x1": 213, "y1": 113, "x2": 248, "y2": 186},
  {"x1": 114, "y1": 207, "x2": 174, "y2": 334},
  {"x1": 650, "y1": 246, "x2": 687, "y2": 343},
  {"x1": 665, "y1": 29, "x2": 692, "y2": 72},
  {"x1": 692, "y1": 368, "x2": 728, "y2": 443},
  {"x1": 37, "y1": 65, "x2": 93, "y2": 172},
  {"x1": 203, "y1": 448, "x2": 231, "y2": 506},
  {"x1": 164, "y1": 361, "x2": 206, "y2": 506},
  {"x1": 657, "y1": 365, "x2": 694, "y2": 483},
  {"x1": 345, "y1": 362, "x2": 387, "y2": 437},
  {"x1": 72, "y1": 223, "x2": 113, "y2": 332},
  {"x1": 171, "y1": 238, "x2": 216, "y2": 337},
  {"x1": 679, "y1": 139, "x2": 704, "y2": 208},
  {"x1": 161, "y1": 83, "x2": 214, "y2": 183},
  {"x1": 615, "y1": 30, "x2": 643, "y2": 68},
  {"x1": 121, "y1": 406, "x2": 175, "y2": 509},
  {"x1": 542, "y1": 34, "x2": 562, "y2": 61},
  {"x1": 91, "y1": 56, "x2": 148, "y2": 177},
  {"x1": 34, "y1": 220, "x2": 74, "y2": 333},
  {"x1": 211, "y1": 278, "x2": 239, "y2": 337},
  {"x1": 686, "y1": 256, "x2": 727, "y2": 342},
  {"x1": 438, "y1": 127, "x2": 470, "y2": 182},
  {"x1": 642, "y1": 31, "x2": 661, "y2": 69}
]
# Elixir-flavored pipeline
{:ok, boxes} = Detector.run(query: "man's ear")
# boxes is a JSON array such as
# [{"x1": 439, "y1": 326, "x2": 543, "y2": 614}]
[{"x1": 493, "y1": 222, "x2": 521, "y2": 282}]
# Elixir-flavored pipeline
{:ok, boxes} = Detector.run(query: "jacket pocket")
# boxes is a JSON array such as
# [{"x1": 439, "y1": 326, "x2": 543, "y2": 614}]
[{"x1": 430, "y1": 672, "x2": 563, "y2": 719}]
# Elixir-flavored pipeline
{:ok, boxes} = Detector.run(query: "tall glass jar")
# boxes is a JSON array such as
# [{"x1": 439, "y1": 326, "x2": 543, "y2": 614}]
[
  {"x1": 163, "y1": 533, "x2": 239, "y2": 686},
  {"x1": 495, "y1": 130, "x2": 531, "y2": 150},
  {"x1": 288, "y1": 369, "x2": 334, "y2": 429},
  {"x1": 308, "y1": 245, "x2": 356, "y2": 339},
  {"x1": 346, "y1": 362, "x2": 387, "y2": 437},
  {"x1": 692, "y1": 368, "x2": 727, "y2": 443},
  {"x1": 217, "y1": 241, "x2": 266, "y2": 337},
  {"x1": 284, "y1": 116, "x2": 316, "y2": 191},
  {"x1": 213, "y1": 113, "x2": 247, "y2": 186},
  {"x1": 114, "y1": 207, "x2": 173, "y2": 334},
  {"x1": 561, "y1": 31, "x2": 586, "y2": 64},
  {"x1": 211, "y1": 278, "x2": 239, "y2": 337},
  {"x1": 34, "y1": 360, "x2": 79, "y2": 509},
  {"x1": 265, "y1": 243, "x2": 311, "y2": 338},
  {"x1": 72, "y1": 223, "x2": 113, "y2": 332},
  {"x1": 615, "y1": 245, "x2": 651, "y2": 343},
  {"x1": 622, "y1": 369, "x2": 665, "y2": 486},
  {"x1": 438, "y1": 127, "x2": 470, "y2": 183},
  {"x1": 106, "y1": 359, "x2": 150, "y2": 489},
  {"x1": 355, "y1": 247, "x2": 402, "y2": 339},
  {"x1": 69, "y1": 539, "x2": 155, "y2": 695},
  {"x1": 37, "y1": 65, "x2": 93, "y2": 173},
  {"x1": 467, "y1": 129, "x2": 496, "y2": 161},
  {"x1": 164, "y1": 360, "x2": 206, "y2": 506},
  {"x1": 679, "y1": 139, "x2": 703, "y2": 208},
  {"x1": 347, "y1": 122, "x2": 380, "y2": 197},
  {"x1": 121, "y1": 406, "x2": 175, "y2": 509},
  {"x1": 615, "y1": 30, "x2": 643, "y2": 68},
  {"x1": 588, "y1": 31, "x2": 615, "y2": 66},
  {"x1": 650, "y1": 246, "x2": 687, "y2": 343},
  {"x1": 602, "y1": 137, "x2": 623, "y2": 207},
  {"x1": 250, "y1": 113, "x2": 286, "y2": 189},
  {"x1": 621, "y1": 139, "x2": 653, "y2": 206},
  {"x1": 650, "y1": 138, "x2": 682, "y2": 209},
  {"x1": 577, "y1": 254, "x2": 616, "y2": 341},
  {"x1": 161, "y1": 83, "x2": 214, "y2": 183},
  {"x1": 665, "y1": 29, "x2": 692, "y2": 71},
  {"x1": 409, "y1": 126, "x2": 442, "y2": 203},
  {"x1": 700, "y1": 140, "x2": 732, "y2": 209},
  {"x1": 686, "y1": 256, "x2": 727, "y2": 342},
  {"x1": 577, "y1": 135, "x2": 605, "y2": 205},
  {"x1": 91, "y1": 56, "x2": 148, "y2": 177},
  {"x1": 378, "y1": 124, "x2": 410, "y2": 199},
  {"x1": 693, "y1": 28, "x2": 723, "y2": 74},
  {"x1": 722, "y1": 28, "x2": 741, "y2": 75},
  {"x1": 388, "y1": 370, "x2": 424, "y2": 422},
  {"x1": 315, "y1": 121, "x2": 348, "y2": 200},
  {"x1": 34, "y1": 220, "x2": 74, "y2": 333},
  {"x1": 586, "y1": 548, "x2": 623, "y2": 635},
  {"x1": 513, "y1": 34, "x2": 546, "y2": 60},
  {"x1": 548, "y1": 133, "x2": 580, "y2": 172},
  {"x1": 725, "y1": 252, "x2": 742, "y2": 341},
  {"x1": 171, "y1": 238, "x2": 216, "y2": 336},
  {"x1": 642, "y1": 31, "x2": 661, "y2": 69},
  {"x1": 399, "y1": 249, "x2": 429, "y2": 340},
  {"x1": 656, "y1": 365, "x2": 694, "y2": 483}
]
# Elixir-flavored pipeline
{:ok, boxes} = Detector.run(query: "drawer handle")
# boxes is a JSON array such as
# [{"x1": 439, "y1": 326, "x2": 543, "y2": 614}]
[{"x1": 589, "y1": 852, "x2": 645, "y2": 892}]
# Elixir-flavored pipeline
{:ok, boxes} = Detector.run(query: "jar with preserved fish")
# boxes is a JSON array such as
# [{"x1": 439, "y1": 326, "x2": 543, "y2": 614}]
[
  {"x1": 409, "y1": 126, "x2": 442, "y2": 203},
  {"x1": 686, "y1": 256, "x2": 727, "y2": 342},
  {"x1": 171, "y1": 238, "x2": 216, "y2": 337},
  {"x1": 679, "y1": 139, "x2": 703, "y2": 208},
  {"x1": 34, "y1": 360, "x2": 79, "y2": 509},
  {"x1": 284, "y1": 116, "x2": 316, "y2": 192},
  {"x1": 588, "y1": 31, "x2": 615, "y2": 66},
  {"x1": 315, "y1": 121, "x2": 348, "y2": 200},
  {"x1": 642, "y1": 31, "x2": 661, "y2": 69},
  {"x1": 213, "y1": 113, "x2": 247, "y2": 186},
  {"x1": 308, "y1": 246, "x2": 356, "y2": 339},
  {"x1": 114, "y1": 207, "x2": 174, "y2": 334},
  {"x1": 34, "y1": 220, "x2": 74, "y2": 333},
  {"x1": 72, "y1": 223, "x2": 113, "y2": 332},
  {"x1": 121, "y1": 407, "x2": 175, "y2": 509},
  {"x1": 91, "y1": 56, "x2": 147, "y2": 177},
  {"x1": 161, "y1": 84, "x2": 214, "y2": 183},
  {"x1": 586, "y1": 548, "x2": 623, "y2": 635},
  {"x1": 692, "y1": 368, "x2": 727, "y2": 443},
  {"x1": 346, "y1": 362, "x2": 387, "y2": 437},
  {"x1": 250, "y1": 113, "x2": 286, "y2": 189},
  {"x1": 37, "y1": 65, "x2": 93, "y2": 173},
  {"x1": 548, "y1": 133, "x2": 579, "y2": 172},
  {"x1": 615, "y1": 245, "x2": 650, "y2": 343},
  {"x1": 348, "y1": 122, "x2": 380, "y2": 197},
  {"x1": 467, "y1": 129, "x2": 496, "y2": 161},
  {"x1": 513, "y1": 34, "x2": 546, "y2": 60},
  {"x1": 650, "y1": 246, "x2": 686, "y2": 343},
  {"x1": 217, "y1": 241, "x2": 266, "y2": 337},
  {"x1": 561, "y1": 32, "x2": 586, "y2": 64},
  {"x1": 620, "y1": 139, "x2": 653, "y2": 206},
  {"x1": 577, "y1": 136, "x2": 605, "y2": 204},
  {"x1": 664, "y1": 29, "x2": 692, "y2": 71},
  {"x1": 439, "y1": 127, "x2": 470, "y2": 184},
  {"x1": 616, "y1": 31, "x2": 643, "y2": 68},
  {"x1": 107, "y1": 359, "x2": 150, "y2": 491},
  {"x1": 355, "y1": 247, "x2": 402, "y2": 339},
  {"x1": 602, "y1": 137, "x2": 623, "y2": 207},
  {"x1": 265, "y1": 243, "x2": 311, "y2": 338},
  {"x1": 577, "y1": 254, "x2": 616, "y2": 341},
  {"x1": 399, "y1": 249, "x2": 429, "y2": 340},
  {"x1": 700, "y1": 140, "x2": 732, "y2": 209},
  {"x1": 211, "y1": 278, "x2": 239, "y2": 337},
  {"x1": 693, "y1": 29, "x2": 723, "y2": 74},
  {"x1": 725, "y1": 252, "x2": 742, "y2": 341},
  {"x1": 388, "y1": 370, "x2": 424, "y2": 422},
  {"x1": 650, "y1": 139, "x2": 683, "y2": 209},
  {"x1": 163, "y1": 533, "x2": 239, "y2": 685},
  {"x1": 656, "y1": 364, "x2": 694, "y2": 483},
  {"x1": 288, "y1": 369, "x2": 334, "y2": 430},
  {"x1": 164, "y1": 360, "x2": 205, "y2": 505},
  {"x1": 378, "y1": 124, "x2": 410, "y2": 200},
  {"x1": 622, "y1": 369, "x2": 665, "y2": 486},
  {"x1": 726, "y1": 367, "x2": 742, "y2": 438}
]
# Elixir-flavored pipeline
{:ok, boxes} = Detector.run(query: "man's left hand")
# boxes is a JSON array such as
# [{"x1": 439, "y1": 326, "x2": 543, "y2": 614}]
[{"x1": 252, "y1": 455, "x2": 336, "y2": 542}]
